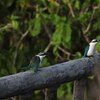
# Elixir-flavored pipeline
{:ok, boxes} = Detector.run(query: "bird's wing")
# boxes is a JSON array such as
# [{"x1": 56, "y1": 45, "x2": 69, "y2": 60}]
[
  {"x1": 29, "y1": 56, "x2": 40, "y2": 69},
  {"x1": 83, "y1": 45, "x2": 89, "y2": 57}
]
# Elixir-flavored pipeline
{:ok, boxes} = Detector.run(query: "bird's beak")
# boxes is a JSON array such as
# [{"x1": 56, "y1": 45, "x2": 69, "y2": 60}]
[
  {"x1": 43, "y1": 52, "x2": 47, "y2": 55},
  {"x1": 41, "y1": 52, "x2": 47, "y2": 57},
  {"x1": 43, "y1": 52, "x2": 49, "y2": 56}
]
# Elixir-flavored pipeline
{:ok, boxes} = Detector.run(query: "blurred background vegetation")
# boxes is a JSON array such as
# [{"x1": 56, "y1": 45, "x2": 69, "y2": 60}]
[{"x1": 0, "y1": 0, "x2": 100, "y2": 100}]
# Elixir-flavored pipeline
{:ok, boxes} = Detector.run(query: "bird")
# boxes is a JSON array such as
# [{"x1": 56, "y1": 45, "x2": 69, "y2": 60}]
[
  {"x1": 83, "y1": 39, "x2": 100, "y2": 79},
  {"x1": 73, "y1": 39, "x2": 100, "y2": 100},
  {"x1": 28, "y1": 52, "x2": 47, "y2": 72},
  {"x1": 83, "y1": 39, "x2": 100, "y2": 57}
]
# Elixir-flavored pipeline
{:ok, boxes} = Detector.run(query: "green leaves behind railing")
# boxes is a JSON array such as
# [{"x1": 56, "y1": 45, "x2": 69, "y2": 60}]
[
  {"x1": 95, "y1": 0, "x2": 100, "y2": 4},
  {"x1": 18, "y1": 0, "x2": 29, "y2": 9},
  {"x1": 0, "y1": 69, "x2": 8, "y2": 76},
  {"x1": 74, "y1": 0, "x2": 80, "y2": 10},
  {"x1": 62, "y1": 21, "x2": 72, "y2": 48},
  {"x1": 11, "y1": 15, "x2": 19, "y2": 30},
  {"x1": 96, "y1": 35, "x2": 100, "y2": 51},
  {"x1": 78, "y1": 12, "x2": 91, "y2": 24},
  {"x1": 29, "y1": 16, "x2": 41, "y2": 37},
  {"x1": 48, "y1": 0, "x2": 60, "y2": 7},
  {"x1": 52, "y1": 22, "x2": 63, "y2": 46},
  {"x1": 0, "y1": 0, "x2": 14, "y2": 8},
  {"x1": 51, "y1": 15, "x2": 72, "y2": 52},
  {"x1": 11, "y1": 20, "x2": 19, "y2": 30},
  {"x1": 93, "y1": 21, "x2": 100, "y2": 31},
  {"x1": 57, "y1": 83, "x2": 72, "y2": 100}
]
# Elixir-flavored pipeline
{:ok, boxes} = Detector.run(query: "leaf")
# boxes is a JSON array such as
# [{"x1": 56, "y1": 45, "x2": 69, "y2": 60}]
[
  {"x1": 51, "y1": 14, "x2": 61, "y2": 25},
  {"x1": 18, "y1": 0, "x2": 29, "y2": 9},
  {"x1": 11, "y1": 20, "x2": 19, "y2": 30},
  {"x1": 52, "y1": 19, "x2": 72, "y2": 52},
  {"x1": 93, "y1": 21, "x2": 100, "y2": 30},
  {"x1": 29, "y1": 16, "x2": 41, "y2": 37},
  {"x1": 62, "y1": 22, "x2": 72, "y2": 48},
  {"x1": 50, "y1": 14, "x2": 66, "y2": 25},
  {"x1": 96, "y1": 35, "x2": 100, "y2": 51},
  {"x1": 62, "y1": 0, "x2": 67, "y2": 4},
  {"x1": 11, "y1": 15, "x2": 19, "y2": 20},
  {"x1": 11, "y1": 15, "x2": 19, "y2": 30},
  {"x1": 64, "y1": 22, "x2": 72, "y2": 42},
  {"x1": 48, "y1": 0, "x2": 60, "y2": 7},
  {"x1": 0, "y1": 69, "x2": 9, "y2": 76},
  {"x1": 78, "y1": 12, "x2": 91, "y2": 23},
  {"x1": 74, "y1": 52, "x2": 82, "y2": 59},
  {"x1": 74, "y1": 0, "x2": 80, "y2": 10},
  {"x1": 51, "y1": 15, "x2": 67, "y2": 45},
  {"x1": 95, "y1": 0, "x2": 100, "y2": 4},
  {"x1": 66, "y1": 83, "x2": 72, "y2": 100},
  {"x1": 81, "y1": 1, "x2": 90, "y2": 9},
  {"x1": 57, "y1": 83, "x2": 72, "y2": 99},
  {"x1": 57, "y1": 89, "x2": 65, "y2": 99},
  {"x1": 52, "y1": 22, "x2": 63, "y2": 45}
]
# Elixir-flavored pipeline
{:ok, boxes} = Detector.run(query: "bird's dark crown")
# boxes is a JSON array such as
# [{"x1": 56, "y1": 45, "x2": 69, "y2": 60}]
[
  {"x1": 91, "y1": 39, "x2": 100, "y2": 43},
  {"x1": 38, "y1": 52, "x2": 47, "y2": 56}
]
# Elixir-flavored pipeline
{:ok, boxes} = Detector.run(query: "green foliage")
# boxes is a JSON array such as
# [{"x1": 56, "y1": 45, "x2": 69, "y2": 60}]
[
  {"x1": 29, "y1": 15, "x2": 41, "y2": 37},
  {"x1": 93, "y1": 21, "x2": 100, "y2": 30},
  {"x1": 0, "y1": 0, "x2": 14, "y2": 8},
  {"x1": 0, "y1": 0, "x2": 100, "y2": 100},
  {"x1": 96, "y1": 35, "x2": 100, "y2": 51},
  {"x1": 11, "y1": 20, "x2": 19, "y2": 30},
  {"x1": 79, "y1": 12, "x2": 91, "y2": 24},
  {"x1": 74, "y1": 52, "x2": 82, "y2": 59},
  {"x1": 95, "y1": 0, "x2": 100, "y2": 4},
  {"x1": 74, "y1": 0, "x2": 80, "y2": 10},
  {"x1": 57, "y1": 83, "x2": 72, "y2": 100},
  {"x1": 52, "y1": 22, "x2": 63, "y2": 45},
  {"x1": 51, "y1": 14, "x2": 71, "y2": 52}
]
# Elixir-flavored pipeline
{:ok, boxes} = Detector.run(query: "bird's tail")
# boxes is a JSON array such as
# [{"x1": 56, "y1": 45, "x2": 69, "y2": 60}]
[{"x1": 34, "y1": 66, "x2": 38, "y2": 72}]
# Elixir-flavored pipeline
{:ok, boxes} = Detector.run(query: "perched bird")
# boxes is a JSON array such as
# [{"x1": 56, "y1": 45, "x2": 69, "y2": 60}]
[
  {"x1": 28, "y1": 52, "x2": 46, "y2": 72},
  {"x1": 83, "y1": 39, "x2": 100, "y2": 57},
  {"x1": 83, "y1": 39, "x2": 100, "y2": 79},
  {"x1": 73, "y1": 39, "x2": 100, "y2": 100}
]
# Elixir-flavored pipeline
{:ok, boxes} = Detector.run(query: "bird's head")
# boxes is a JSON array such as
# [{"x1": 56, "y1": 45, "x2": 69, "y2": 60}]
[
  {"x1": 89, "y1": 39, "x2": 100, "y2": 47},
  {"x1": 89, "y1": 39, "x2": 100, "y2": 46},
  {"x1": 90, "y1": 39, "x2": 100, "y2": 45},
  {"x1": 83, "y1": 39, "x2": 100, "y2": 57},
  {"x1": 36, "y1": 52, "x2": 47, "y2": 61}
]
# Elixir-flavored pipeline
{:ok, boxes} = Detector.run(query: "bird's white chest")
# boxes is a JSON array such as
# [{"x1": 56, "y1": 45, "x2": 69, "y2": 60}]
[
  {"x1": 37, "y1": 55, "x2": 44, "y2": 65},
  {"x1": 87, "y1": 43, "x2": 96, "y2": 56}
]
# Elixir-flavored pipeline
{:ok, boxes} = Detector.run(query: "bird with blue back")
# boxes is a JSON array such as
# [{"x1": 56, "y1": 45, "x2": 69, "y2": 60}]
[
  {"x1": 73, "y1": 39, "x2": 100, "y2": 100},
  {"x1": 83, "y1": 39, "x2": 100, "y2": 79},
  {"x1": 28, "y1": 52, "x2": 47, "y2": 72},
  {"x1": 83, "y1": 39, "x2": 100, "y2": 57}
]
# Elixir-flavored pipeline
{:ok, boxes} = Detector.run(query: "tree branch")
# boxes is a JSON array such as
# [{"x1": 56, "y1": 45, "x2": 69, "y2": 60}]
[
  {"x1": 44, "y1": 41, "x2": 52, "y2": 53},
  {"x1": 66, "y1": 0, "x2": 75, "y2": 18},
  {"x1": 0, "y1": 54, "x2": 100, "y2": 99},
  {"x1": 12, "y1": 29, "x2": 29, "y2": 68},
  {"x1": 0, "y1": 23, "x2": 12, "y2": 31},
  {"x1": 82, "y1": 5, "x2": 100, "y2": 43}
]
